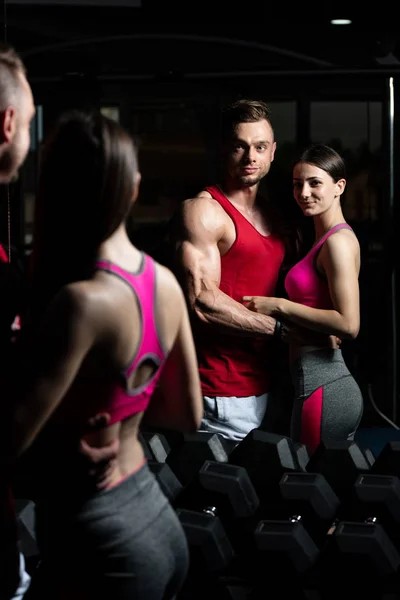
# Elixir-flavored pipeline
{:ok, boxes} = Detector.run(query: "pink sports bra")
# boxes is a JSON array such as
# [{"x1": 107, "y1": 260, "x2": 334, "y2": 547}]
[
  {"x1": 284, "y1": 223, "x2": 353, "y2": 308},
  {"x1": 57, "y1": 253, "x2": 167, "y2": 427}
]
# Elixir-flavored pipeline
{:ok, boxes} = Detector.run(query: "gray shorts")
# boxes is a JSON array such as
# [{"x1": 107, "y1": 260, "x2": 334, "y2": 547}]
[{"x1": 200, "y1": 393, "x2": 268, "y2": 441}]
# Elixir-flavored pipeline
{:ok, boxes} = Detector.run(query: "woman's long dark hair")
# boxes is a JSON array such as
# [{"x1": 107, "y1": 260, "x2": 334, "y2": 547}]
[{"x1": 29, "y1": 110, "x2": 138, "y2": 323}]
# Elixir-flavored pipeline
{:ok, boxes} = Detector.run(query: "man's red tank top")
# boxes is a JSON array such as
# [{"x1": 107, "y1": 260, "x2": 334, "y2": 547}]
[{"x1": 195, "y1": 185, "x2": 286, "y2": 397}]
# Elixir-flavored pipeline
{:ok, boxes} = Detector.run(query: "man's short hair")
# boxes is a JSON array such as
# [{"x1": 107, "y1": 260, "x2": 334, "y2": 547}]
[
  {"x1": 220, "y1": 98, "x2": 274, "y2": 143},
  {"x1": 0, "y1": 44, "x2": 26, "y2": 111}
]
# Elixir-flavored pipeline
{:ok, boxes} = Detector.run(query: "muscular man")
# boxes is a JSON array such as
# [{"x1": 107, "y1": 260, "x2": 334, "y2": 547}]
[{"x1": 174, "y1": 99, "x2": 289, "y2": 441}]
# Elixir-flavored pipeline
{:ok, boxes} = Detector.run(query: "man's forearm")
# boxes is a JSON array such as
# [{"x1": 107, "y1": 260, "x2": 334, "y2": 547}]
[{"x1": 193, "y1": 288, "x2": 276, "y2": 337}]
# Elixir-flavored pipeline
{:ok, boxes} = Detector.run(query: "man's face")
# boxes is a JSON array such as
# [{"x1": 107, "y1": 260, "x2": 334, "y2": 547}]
[
  {"x1": 225, "y1": 119, "x2": 276, "y2": 187},
  {"x1": 0, "y1": 72, "x2": 35, "y2": 183}
]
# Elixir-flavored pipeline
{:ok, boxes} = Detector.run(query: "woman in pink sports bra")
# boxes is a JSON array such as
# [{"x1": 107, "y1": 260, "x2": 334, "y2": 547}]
[
  {"x1": 243, "y1": 144, "x2": 363, "y2": 453},
  {"x1": 3, "y1": 110, "x2": 203, "y2": 599}
]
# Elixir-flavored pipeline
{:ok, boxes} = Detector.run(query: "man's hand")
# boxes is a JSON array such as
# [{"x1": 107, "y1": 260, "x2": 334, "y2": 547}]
[{"x1": 79, "y1": 413, "x2": 119, "y2": 490}]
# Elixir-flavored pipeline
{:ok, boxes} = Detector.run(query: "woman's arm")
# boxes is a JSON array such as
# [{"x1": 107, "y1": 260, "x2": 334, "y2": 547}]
[
  {"x1": 3, "y1": 284, "x2": 96, "y2": 462},
  {"x1": 143, "y1": 277, "x2": 203, "y2": 433},
  {"x1": 244, "y1": 232, "x2": 360, "y2": 340}
]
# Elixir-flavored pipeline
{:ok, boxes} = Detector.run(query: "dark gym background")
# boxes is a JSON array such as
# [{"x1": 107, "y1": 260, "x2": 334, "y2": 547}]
[{"x1": 1, "y1": 0, "x2": 400, "y2": 444}]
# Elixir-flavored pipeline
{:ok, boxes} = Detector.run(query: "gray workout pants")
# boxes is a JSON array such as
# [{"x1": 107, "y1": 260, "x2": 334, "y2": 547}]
[
  {"x1": 290, "y1": 349, "x2": 364, "y2": 453},
  {"x1": 25, "y1": 462, "x2": 189, "y2": 600}
]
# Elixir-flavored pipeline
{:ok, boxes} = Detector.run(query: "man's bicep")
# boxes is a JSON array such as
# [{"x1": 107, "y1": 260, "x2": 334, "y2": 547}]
[
  {"x1": 179, "y1": 239, "x2": 221, "y2": 303},
  {"x1": 178, "y1": 200, "x2": 222, "y2": 291}
]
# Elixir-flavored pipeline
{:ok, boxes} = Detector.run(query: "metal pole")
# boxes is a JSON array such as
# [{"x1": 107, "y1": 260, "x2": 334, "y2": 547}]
[{"x1": 387, "y1": 77, "x2": 397, "y2": 423}]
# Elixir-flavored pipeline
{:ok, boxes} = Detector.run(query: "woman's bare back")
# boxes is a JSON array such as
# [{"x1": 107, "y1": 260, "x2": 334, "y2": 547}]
[{"x1": 75, "y1": 252, "x2": 187, "y2": 485}]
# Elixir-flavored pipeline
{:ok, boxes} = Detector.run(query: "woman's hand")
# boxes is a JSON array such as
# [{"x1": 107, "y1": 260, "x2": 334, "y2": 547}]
[
  {"x1": 243, "y1": 296, "x2": 280, "y2": 316},
  {"x1": 79, "y1": 413, "x2": 120, "y2": 490}
]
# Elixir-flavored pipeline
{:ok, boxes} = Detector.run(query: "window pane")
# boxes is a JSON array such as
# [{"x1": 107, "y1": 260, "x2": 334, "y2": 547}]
[{"x1": 311, "y1": 101, "x2": 382, "y2": 152}]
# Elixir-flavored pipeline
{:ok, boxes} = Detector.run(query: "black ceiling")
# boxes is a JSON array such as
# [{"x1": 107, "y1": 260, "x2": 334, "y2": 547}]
[{"x1": 1, "y1": 1, "x2": 399, "y2": 80}]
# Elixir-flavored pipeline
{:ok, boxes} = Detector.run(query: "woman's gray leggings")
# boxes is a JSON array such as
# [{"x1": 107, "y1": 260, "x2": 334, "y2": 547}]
[
  {"x1": 25, "y1": 462, "x2": 189, "y2": 600},
  {"x1": 290, "y1": 349, "x2": 364, "y2": 453}
]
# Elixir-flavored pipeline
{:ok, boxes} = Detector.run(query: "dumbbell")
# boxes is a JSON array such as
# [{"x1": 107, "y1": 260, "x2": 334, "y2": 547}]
[
  {"x1": 305, "y1": 440, "x2": 373, "y2": 508},
  {"x1": 176, "y1": 506, "x2": 254, "y2": 599},
  {"x1": 278, "y1": 471, "x2": 340, "y2": 547},
  {"x1": 316, "y1": 517, "x2": 400, "y2": 599},
  {"x1": 176, "y1": 506, "x2": 234, "y2": 573},
  {"x1": 228, "y1": 430, "x2": 303, "y2": 509},
  {"x1": 148, "y1": 461, "x2": 182, "y2": 503},
  {"x1": 309, "y1": 443, "x2": 400, "y2": 598},
  {"x1": 347, "y1": 473, "x2": 400, "y2": 539},
  {"x1": 294, "y1": 442, "x2": 311, "y2": 471},
  {"x1": 138, "y1": 431, "x2": 171, "y2": 462},
  {"x1": 238, "y1": 468, "x2": 342, "y2": 596},
  {"x1": 251, "y1": 515, "x2": 321, "y2": 597},
  {"x1": 328, "y1": 470, "x2": 400, "y2": 595},
  {"x1": 166, "y1": 432, "x2": 234, "y2": 486},
  {"x1": 176, "y1": 506, "x2": 237, "y2": 598},
  {"x1": 174, "y1": 459, "x2": 260, "y2": 558},
  {"x1": 346, "y1": 441, "x2": 400, "y2": 552},
  {"x1": 251, "y1": 471, "x2": 399, "y2": 597},
  {"x1": 371, "y1": 441, "x2": 400, "y2": 478}
]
